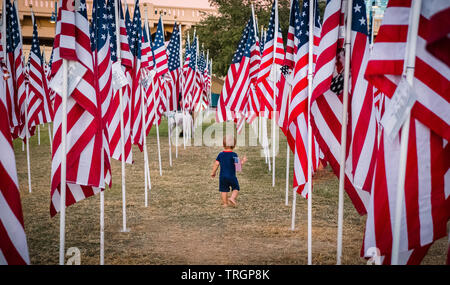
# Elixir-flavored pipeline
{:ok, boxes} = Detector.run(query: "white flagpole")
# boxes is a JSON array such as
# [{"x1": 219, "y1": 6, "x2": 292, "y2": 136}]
[
  {"x1": 153, "y1": 81, "x2": 163, "y2": 176},
  {"x1": 159, "y1": 17, "x2": 172, "y2": 167},
  {"x1": 153, "y1": 18, "x2": 163, "y2": 175},
  {"x1": 156, "y1": 119, "x2": 163, "y2": 176},
  {"x1": 141, "y1": 83, "x2": 150, "y2": 208},
  {"x1": 176, "y1": 25, "x2": 182, "y2": 158},
  {"x1": 118, "y1": 0, "x2": 130, "y2": 229},
  {"x1": 143, "y1": 15, "x2": 152, "y2": 192},
  {"x1": 391, "y1": 0, "x2": 422, "y2": 265},
  {"x1": 285, "y1": 143, "x2": 290, "y2": 205},
  {"x1": 285, "y1": 87, "x2": 292, "y2": 206},
  {"x1": 291, "y1": 185, "x2": 297, "y2": 230},
  {"x1": 168, "y1": 115, "x2": 172, "y2": 166},
  {"x1": 307, "y1": 0, "x2": 315, "y2": 266},
  {"x1": 99, "y1": 191, "x2": 104, "y2": 265},
  {"x1": 336, "y1": 0, "x2": 353, "y2": 265},
  {"x1": 38, "y1": 125, "x2": 40, "y2": 145},
  {"x1": 22, "y1": 2, "x2": 31, "y2": 193},
  {"x1": 59, "y1": 58, "x2": 68, "y2": 265},
  {"x1": 272, "y1": 0, "x2": 279, "y2": 188},
  {"x1": 48, "y1": 123, "x2": 52, "y2": 152},
  {"x1": 175, "y1": 24, "x2": 183, "y2": 158},
  {"x1": 264, "y1": 117, "x2": 271, "y2": 171},
  {"x1": 25, "y1": 83, "x2": 31, "y2": 193},
  {"x1": 182, "y1": 31, "x2": 189, "y2": 150}
]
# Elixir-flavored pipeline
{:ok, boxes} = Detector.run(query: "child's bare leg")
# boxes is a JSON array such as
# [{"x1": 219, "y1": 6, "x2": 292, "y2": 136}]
[
  {"x1": 228, "y1": 190, "x2": 239, "y2": 205},
  {"x1": 221, "y1": 192, "x2": 228, "y2": 207}
]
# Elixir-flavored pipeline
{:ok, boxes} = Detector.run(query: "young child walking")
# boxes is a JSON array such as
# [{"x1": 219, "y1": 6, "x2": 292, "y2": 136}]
[{"x1": 211, "y1": 135, "x2": 247, "y2": 207}]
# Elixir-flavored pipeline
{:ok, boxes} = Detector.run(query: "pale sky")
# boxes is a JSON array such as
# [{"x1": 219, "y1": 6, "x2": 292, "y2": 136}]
[{"x1": 125, "y1": 0, "x2": 214, "y2": 9}]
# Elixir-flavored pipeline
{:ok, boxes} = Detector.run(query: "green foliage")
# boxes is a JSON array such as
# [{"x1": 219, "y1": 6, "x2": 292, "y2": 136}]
[{"x1": 188, "y1": 0, "x2": 326, "y2": 78}]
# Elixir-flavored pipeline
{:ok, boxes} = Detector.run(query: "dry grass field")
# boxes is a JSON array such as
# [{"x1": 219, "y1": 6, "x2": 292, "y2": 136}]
[{"x1": 13, "y1": 115, "x2": 448, "y2": 265}]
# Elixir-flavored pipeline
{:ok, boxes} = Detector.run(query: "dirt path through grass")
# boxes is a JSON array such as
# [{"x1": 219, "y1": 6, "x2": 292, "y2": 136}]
[{"x1": 15, "y1": 120, "x2": 448, "y2": 264}]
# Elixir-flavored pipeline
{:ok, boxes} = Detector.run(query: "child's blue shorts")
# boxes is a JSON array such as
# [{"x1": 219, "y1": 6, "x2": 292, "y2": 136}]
[{"x1": 219, "y1": 176, "x2": 240, "y2": 192}]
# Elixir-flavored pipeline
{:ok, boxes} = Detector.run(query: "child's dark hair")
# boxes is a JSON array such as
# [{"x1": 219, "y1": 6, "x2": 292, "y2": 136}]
[{"x1": 223, "y1": 134, "x2": 236, "y2": 149}]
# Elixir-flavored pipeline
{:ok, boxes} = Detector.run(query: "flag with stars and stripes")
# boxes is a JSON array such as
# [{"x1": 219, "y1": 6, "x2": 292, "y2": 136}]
[
  {"x1": 153, "y1": 17, "x2": 169, "y2": 78},
  {"x1": 183, "y1": 34, "x2": 197, "y2": 112},
  {"x1": 26, "y1": 11, "x2": 53, "y2": 134},
  {"x1": 49, "y1": 0, "x2": 109, "y2": 217},
  {"x1": 243, "y1": 15, "x2": 261, "y2": 124},
  {"x1": 362, "y1": 0, "x2": 450, "y2": 265},
  {"x1": 6, "y1": 1, "x2": 26, "y2": 140},
  {"x1": 91, "y1": 0, "x2": 113, "y2": 187},
  {"x1": 309, "y1": 0, "x2": 369, "y2": 215},
  {"x1": 192, "y1": 51, "x2": 206, "y2": 112},
  {"x1": 181, "y1": 34, "x2": 191, "y2": 111},
  {"x1": 0, "y1": 71, "x2": 30, "y2": 265},
  {"x1": 166, "y1": 23, "x2": 181, "y2": 112},
  {"x1": 245, "y1": 23, "x2": 263, "y2": 124},
  {"x1": 142, "y1": 20, "x2": 161, "y2": 135},
  {"x1": 140, "y1": 20, "x2": 153, "y2": 75},
  {"x1": 106, "y1": 0, "x2": 133, "y2": 164},
  {"x1": 216, "y1": 19, "x2": 252, "y2": 123},
  {"x1": 255, "y1": 0, "x2": 285, "y2": 116},
  {"x1": 129, "y1": 0, "x2": 144, "y2": 152},
  {"x1": 1, "y1": 15, "x2": 17, "y2": 135},
  {"x1": 223, "y1": 18, "x2": 254, "y2": 114},
  {"x1": 45, "y1": 46, "x2": 56, "y2": 104},
  {"x1": 284, "y1": 0, "x2": 323, "y2": 197},
  {"x1": 125, "y1": 4, "x2": 133, "y2": 46}
]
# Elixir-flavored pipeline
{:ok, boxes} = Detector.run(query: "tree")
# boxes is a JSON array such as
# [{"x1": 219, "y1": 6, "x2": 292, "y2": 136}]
[{"x1": 189, "y1": 0, "x2": 326, "y2": 78}]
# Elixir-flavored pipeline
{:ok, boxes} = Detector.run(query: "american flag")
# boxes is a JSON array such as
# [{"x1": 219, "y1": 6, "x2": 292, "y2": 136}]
[
  {"x1": 260, "y1": 27, "x2": 266, "y2": 57},
  {"x1": 142, "y1": 23, "x2": 160, "y2": 135},
  {"x1": 167, "y1": 23, "x2": 181, "y2": 112},
  {"x1": 45, "y1": 46, "x2": 56, "y2": 105},
  {"x1": 181, "y1": 35, "x2": 191, "y2": 110},
  {"x1": 91, "y1": 0, "x2": 113, "y2": 187},
  {"x1": 223, "y1": 18, "x2": 255, "y2": 114},
  {"x1": 140, "y1": 21, "x2": 153, "y2": 74},
  {"x1": 206, "y1": 59, "x2": 212, "y2": 95},
  {"x1": 183, "y1": 34, "x2": 198, "y2": 112},
  {"x1": 278, "y1": 0, "x2": 301, "y2": 146},
  {"x1": 6, "y1": 1, "x2": 26, "y2": 140},
  {"x1": 245, "y1": 22, "x2": 262, "y2": 124},
  {"x1": 284, "y1": 0, "x2": 298, "y2": 70},
  {"x1": 41, "y1": 57, "x2": 53, "y2": 121},
  {"x1": 201, "y1": 54, "x2": 210, "y2": 110},
  {"x1": 149, "y1": 17, "x2": 168, "y2": 123},
  {"x1": 345, "y1": 0, "x2": 378, "y2": 200},
  {"x1": 49, "y1": 0, "x2": 107, "y2": 217},
  {"x1": 192, "y1": 51, "x2": 206, "y2": 112},
  {"x1": 106, "y1": 0, "x2": 133, "y2": 164},
  {"x1": 362, "y1": 0, "x2": 450, "y2": 265},
  {"x1": 125, "y1": 3, "x2": 133, "y2": 45},
  {"x1": 1, "y1": 4, "x2": 15, "y2": 137},
  {"x1": 278, "y1": 0, "x2": 322, "y2": 197},
  {"x1": 27, "y1": 12, "x2": 53, "y2": 131},
  {"x1": 153, "y1": 17, "x2": 169, "y2": 78},
  {"x1": 256, "y1": 0, "x2": 285, "y2": 116},
  {"x1": 216, "y1": 20, "x2": 252, "y2": 123},
  {"x1": 129, "y1": 0, "x2": 144, "y2": 152},
  {"x1": 310, "y1": 0, "x2": 369, "y2": 214},
  {"x1": 424, "y1": 2, "x2": 450, "y2": 67},
  {"x1": 365, "y1": 1, "x2": 449, "y2": 144},
  {"x1": 0, "y1": 75, "x2": 30, "y2": 265}
]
